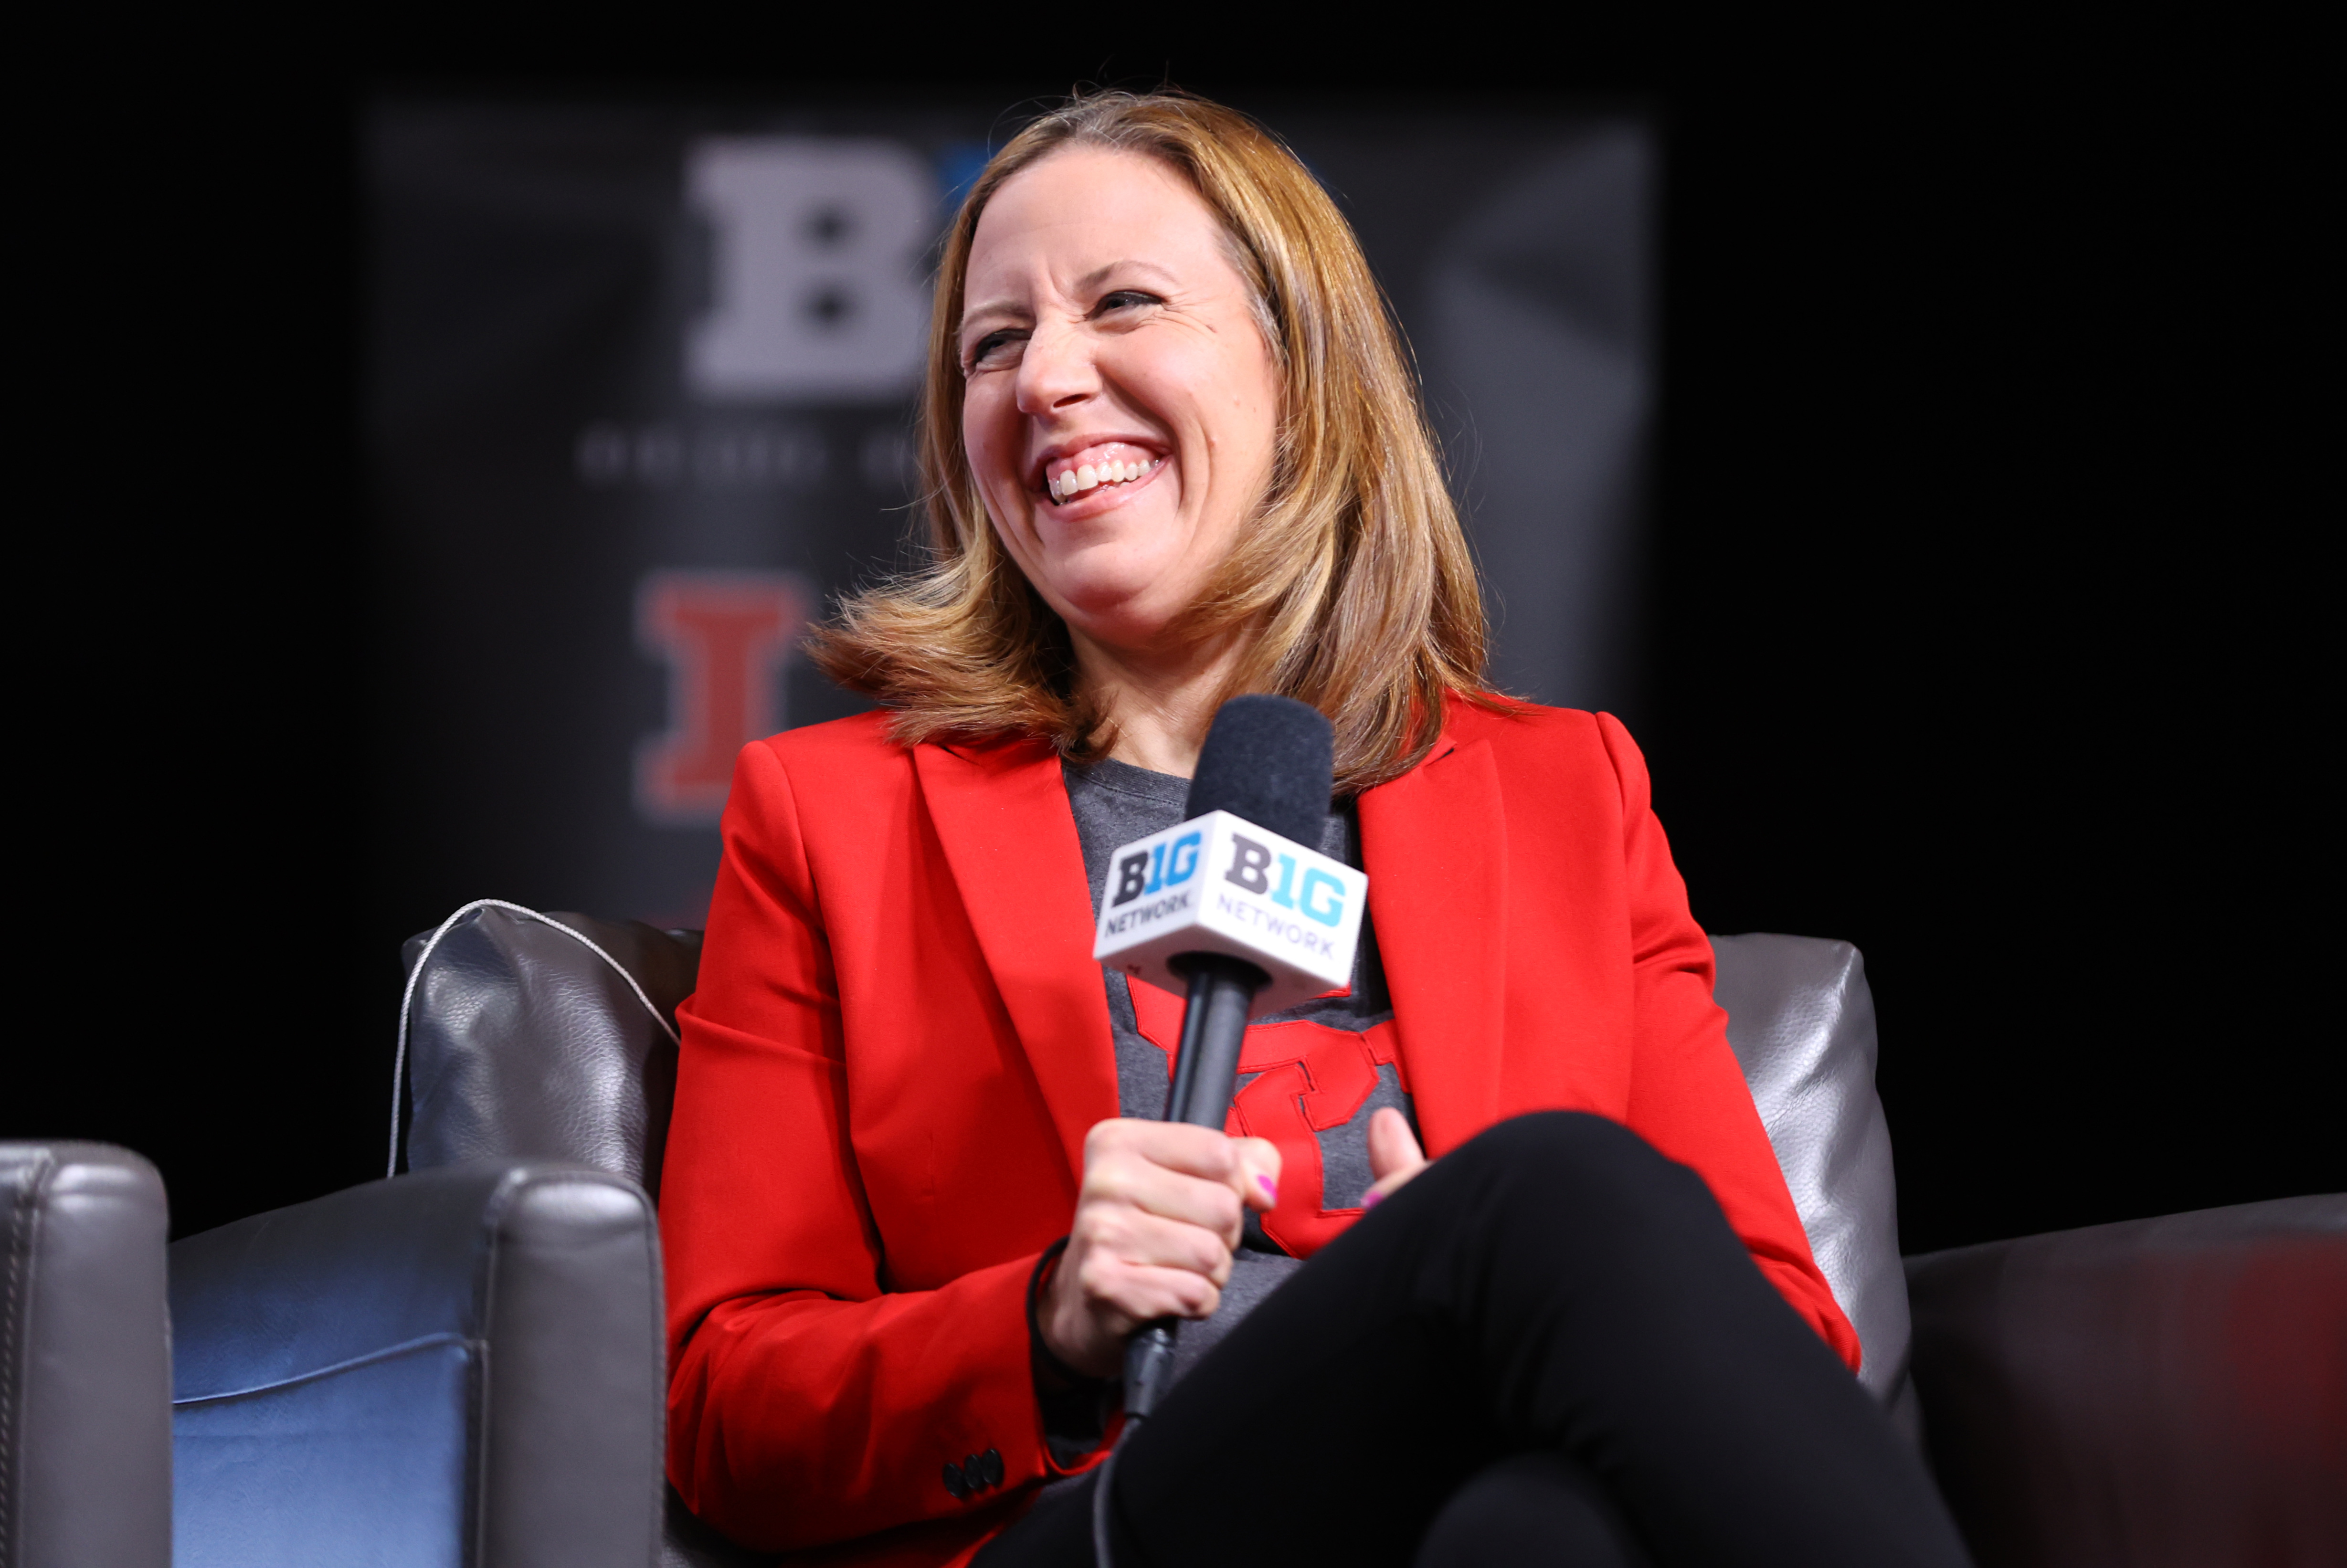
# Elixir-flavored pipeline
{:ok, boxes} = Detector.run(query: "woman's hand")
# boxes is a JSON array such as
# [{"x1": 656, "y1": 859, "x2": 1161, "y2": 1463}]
[
  {"x1": 1362, "y1": 1106, "x2": 1428, "y2": 1208},
  {"x1": 1041, "y1": 1118, "x2": 1282, "y2": 1380}
]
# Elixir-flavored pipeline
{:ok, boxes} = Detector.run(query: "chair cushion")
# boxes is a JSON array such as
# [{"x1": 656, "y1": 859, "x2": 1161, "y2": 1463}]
[
  {"x1": 401, "y1": 904, "x2": 700, "y2": 1195},
  {"x1": 1709, "y1": 933, "x2": 1911, "y2": 1409}
]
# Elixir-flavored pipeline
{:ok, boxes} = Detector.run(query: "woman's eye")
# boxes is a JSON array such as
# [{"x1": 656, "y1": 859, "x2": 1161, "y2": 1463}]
[
  {"x1": 1096, "y1": 290, "x2": 1162, "y2": 315},
  {"x1": 966, "y1": 329, "x2": 1024, "y2": 368}
]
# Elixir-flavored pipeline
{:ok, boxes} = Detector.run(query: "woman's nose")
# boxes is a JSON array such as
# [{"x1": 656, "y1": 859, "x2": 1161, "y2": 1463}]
[{"x1": 1014, "y1": 321, "x2": 1097, "y2": 416}]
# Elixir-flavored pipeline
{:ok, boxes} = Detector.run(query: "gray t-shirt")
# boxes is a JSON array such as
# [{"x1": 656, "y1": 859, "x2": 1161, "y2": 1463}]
[{"x1": 1061, "y1": 756, "x2": 1418, "y2": 1385}]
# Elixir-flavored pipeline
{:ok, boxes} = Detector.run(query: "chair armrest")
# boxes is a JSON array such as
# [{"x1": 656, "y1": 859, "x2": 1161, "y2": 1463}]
[
  {"x1": 169, "y1": 1162, "x2": 663, "y2": 1568},
  {"x1": 1, "y1": 1142, "x2": 173, "y2": 1568},
  {"x1": 1906, "y1": 1194, "x2": 2347, "y2": 1567}
]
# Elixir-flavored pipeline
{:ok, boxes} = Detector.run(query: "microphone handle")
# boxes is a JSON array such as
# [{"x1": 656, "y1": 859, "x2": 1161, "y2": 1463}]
[
  {"x1": 1166, "y1": 955, "x2": 1263, "y2": 1128},
  {"x1": 1125, "y1": 954, "x2": 1268, "y2": 1420}
]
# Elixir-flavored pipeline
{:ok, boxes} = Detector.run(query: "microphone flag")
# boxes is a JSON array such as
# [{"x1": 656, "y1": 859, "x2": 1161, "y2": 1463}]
[{"x1": 1090, "y1": 810, "x2": 1366, "y2": 1014}]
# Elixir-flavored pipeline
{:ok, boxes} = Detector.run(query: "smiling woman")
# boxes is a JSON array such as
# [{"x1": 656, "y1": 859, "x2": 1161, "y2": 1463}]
[
  {"x1": 663, "y1": 90, "x2": 1970, "y2": 1568},
  {"x1": 959, "y1": 146, "x2": 1286, "y2": 706},
  {"x1": 809, "y1": 95, "x2": 1492, "y2": 788}
]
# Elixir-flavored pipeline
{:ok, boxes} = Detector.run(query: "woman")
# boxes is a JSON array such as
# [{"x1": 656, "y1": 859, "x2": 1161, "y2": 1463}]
[{"x1": 660, "y1": 91, "x2": 1967, "y2": 1568}]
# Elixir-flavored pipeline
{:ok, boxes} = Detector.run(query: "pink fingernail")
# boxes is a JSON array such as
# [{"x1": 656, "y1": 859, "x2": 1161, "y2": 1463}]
[
  {"x1": 1258, "y1": 1175, "x2": 1278, "y2": 1202},
  {"x1": 1363, "y1": 1191, "x2": 1383, "y2": 1210}
]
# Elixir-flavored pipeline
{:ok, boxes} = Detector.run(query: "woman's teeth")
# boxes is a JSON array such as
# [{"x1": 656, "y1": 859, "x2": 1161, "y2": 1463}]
[{"x1": 1047, "y1": 457, "x2": 1156, "y2": 502}]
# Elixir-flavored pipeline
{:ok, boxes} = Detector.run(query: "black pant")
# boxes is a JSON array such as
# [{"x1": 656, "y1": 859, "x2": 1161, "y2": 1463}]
[{"x1": 977, "y1": 1113, "x2": 1970, "y2": 1568}]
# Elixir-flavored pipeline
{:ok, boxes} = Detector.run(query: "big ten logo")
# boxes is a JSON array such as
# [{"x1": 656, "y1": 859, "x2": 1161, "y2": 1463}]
[
  {"x1": 1223, "y1": 834, "x2": 1347, "y2": 927},
  {"x1": 685, "y1": 138, "x2": 937, "y2": 401},
  {"x1": 1112, "y1": 831, "x2": 1202, "y2": 906},
  {"x1": 634, "y1": 570, "x2": 812, "y2": 825}
]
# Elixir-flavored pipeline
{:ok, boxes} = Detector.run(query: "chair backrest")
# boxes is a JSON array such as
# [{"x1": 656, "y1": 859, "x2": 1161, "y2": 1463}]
[
  {"x1": 400, "y1": 905, "x2": 699, "y2": 1197},
  {"x1": 398, "y1": 909, "x2": 1911, "y2": 1410},
  {"x1": 1, "y1": 1142, "x2": 173, "y2": 1568},
  {"x1": 1709, "y1": 933, "x2": 1911, "y2": 1411}
]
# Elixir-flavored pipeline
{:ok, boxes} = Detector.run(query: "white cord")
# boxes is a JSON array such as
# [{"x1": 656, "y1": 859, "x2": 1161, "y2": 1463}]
[{"x1": 388, "y1": 898, "x2": 684, "y2": 1178}]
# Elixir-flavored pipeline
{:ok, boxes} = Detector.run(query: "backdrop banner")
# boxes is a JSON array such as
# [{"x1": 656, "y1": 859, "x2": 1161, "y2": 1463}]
[{"x1": 366, "y1": 95, "x2": 1654, "y2": 928}]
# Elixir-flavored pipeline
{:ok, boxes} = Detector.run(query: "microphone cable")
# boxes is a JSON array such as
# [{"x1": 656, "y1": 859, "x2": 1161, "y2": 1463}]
[
  {"x1": 1091, "y1": 1311, "x2": 1179, "y2": 1568},
  {"x1": 1089, "y1": 1420, "x2": 1129, "y2": 1568}
]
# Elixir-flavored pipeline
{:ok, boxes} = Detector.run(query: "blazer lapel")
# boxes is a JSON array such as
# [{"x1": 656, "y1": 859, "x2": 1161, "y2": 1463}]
[
  {"x1": 1358, "y1": 724, "x2": 1509, "y2": 1157},
  {"x1": 912, "y1": 736, "x2": 1118, "y2": 1180}
]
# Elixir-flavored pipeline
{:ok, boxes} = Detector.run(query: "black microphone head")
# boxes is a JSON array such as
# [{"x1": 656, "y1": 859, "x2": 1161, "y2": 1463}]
[{"x1": 1183, "y1": 695, "x2": 1335, "y2": 845}]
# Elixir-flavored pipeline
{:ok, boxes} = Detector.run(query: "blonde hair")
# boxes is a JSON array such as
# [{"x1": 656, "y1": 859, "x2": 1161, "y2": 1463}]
[{"x1": 807, "y1": 89, "x2": 1503, "y2": 794}]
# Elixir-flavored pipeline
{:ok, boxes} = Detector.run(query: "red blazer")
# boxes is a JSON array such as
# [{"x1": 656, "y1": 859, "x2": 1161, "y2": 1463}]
[{"x1": 661, "y1": 696, "x2": 1859, "y2": 1566}]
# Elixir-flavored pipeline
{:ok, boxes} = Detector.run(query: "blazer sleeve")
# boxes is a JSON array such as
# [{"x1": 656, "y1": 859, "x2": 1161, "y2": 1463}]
[
  {"x1": 1596, "y1": 713, "x2": 1863, "y2": 1371},
  {"x1": 659, "y1": 740, "x2": 1051, "y2": 1554}
]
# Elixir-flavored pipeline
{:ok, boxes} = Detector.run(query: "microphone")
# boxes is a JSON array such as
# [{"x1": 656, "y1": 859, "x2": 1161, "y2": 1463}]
[{"x1": 1089, "y1": 695, "x2": 1361, "y2": 1419}]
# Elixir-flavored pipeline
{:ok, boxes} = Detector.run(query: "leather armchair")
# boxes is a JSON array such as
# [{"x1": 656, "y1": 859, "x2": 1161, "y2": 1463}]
[
  {"x1": 159, "y1": 898, "x2": 670, "y2": 1568},
  {"x1": 168, "y1": 1161, "x2": 664, "y2": 1568},
  {"x1": 1719, "y1": 934, "x2": 2344, "y2": 1564},
  {"x1": 1907, "y1": 1195, "x2": 2345, "y2": 1566},
  {"x1": 397, "y1": 903, "x2": 2346, "y2": 1567},
  {"x1": 0, "y1": 1142, "x2": 174, "y2": 1568},
  {"x1": 396, "y1": 904, "x2": 754, "y2": 1568},
  {"x1": 14, "y1": 938, "x2": 2330, "y2": 1568}
]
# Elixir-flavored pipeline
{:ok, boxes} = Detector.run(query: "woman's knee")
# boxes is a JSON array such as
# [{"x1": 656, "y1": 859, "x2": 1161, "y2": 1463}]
[{"x1": 1413, "y1": 1451, "x2": 1653, "y2": 1568}]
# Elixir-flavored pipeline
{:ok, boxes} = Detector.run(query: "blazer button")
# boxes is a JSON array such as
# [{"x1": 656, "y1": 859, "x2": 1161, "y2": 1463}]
[
  {"x1": 976, "y1": 1448, "x2": 1004, "y2": 1488},
  {"x1": 942, "y1": 1461, "x2": 971, "y2": 1499}
]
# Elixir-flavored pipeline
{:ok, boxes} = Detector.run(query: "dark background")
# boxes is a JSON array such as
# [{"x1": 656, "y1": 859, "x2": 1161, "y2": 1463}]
[
  {"x1": 361, "y1": 96, "x2": 1658, "y2": 941},
  {"x1": 21, "y1": 21, "x2": 2331, "y2": 1252}
]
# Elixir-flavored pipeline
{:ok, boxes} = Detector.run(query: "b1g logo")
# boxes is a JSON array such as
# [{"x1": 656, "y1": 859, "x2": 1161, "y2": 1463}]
[
  {"x1": 684, "y1": 138, "x2": 936, "y2": 401},
  {"x1": 1110, "y1": 830, "x2": 1346, "y2": 927},
  {"x1": 1220, "y1": 833, "x2": 1347, "y2": 928},
  {"x1": 1112, "y1": 831, "x2": 1203, "y2": 906},
  {"x1": 1093, "y1": 812, "x2": 1367, "y2": 1015}
]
